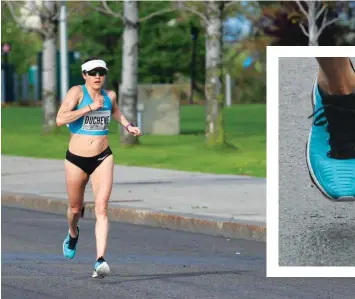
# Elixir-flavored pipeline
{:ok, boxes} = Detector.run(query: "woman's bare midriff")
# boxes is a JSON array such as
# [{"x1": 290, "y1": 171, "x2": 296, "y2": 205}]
[{"x1": 68, "y1": 134, "x2": 109, "y2": 157}]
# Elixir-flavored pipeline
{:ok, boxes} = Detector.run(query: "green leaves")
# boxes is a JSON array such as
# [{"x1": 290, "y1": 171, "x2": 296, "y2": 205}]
[
  {"x1": 1, "y1": 4, "x2": 41, "y2": 74},
  {"x1": 68, "y1": 1, "x2": 206, "y2": 88},
  {"x1": 68, "y1": 2, "x2": 123, "y2": 88}
]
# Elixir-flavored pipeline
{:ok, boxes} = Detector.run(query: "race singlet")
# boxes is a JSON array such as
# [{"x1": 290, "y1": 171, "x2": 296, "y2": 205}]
[{"x1": 81, "y1": 110, "x2": 111, "y2": 131}]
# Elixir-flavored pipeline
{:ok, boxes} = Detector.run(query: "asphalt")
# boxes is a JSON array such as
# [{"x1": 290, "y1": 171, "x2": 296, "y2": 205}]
[
  {"x1": 279, "y1": 57, "x2": 355, "y2": 266},
  {"x1": 4, "y1": 207, "x2": 355, "y2": 299},
  {"x1": 1, "y1": 155, "x2": 266, "y2": 241}
]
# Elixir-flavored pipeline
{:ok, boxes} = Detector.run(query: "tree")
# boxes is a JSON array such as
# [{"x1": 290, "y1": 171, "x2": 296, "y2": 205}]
[
  {"x1": 225, "y1": 37, "x2": 269, "y2": 104},
  {"x1": 257, "y1": 1, "x2": 352, "y2": 46},
  {"x1": 174, "y1": 1, "x2": 238, "y2": 146},
  {"x1": 5, "y1": 0, "x2": 58, "y2": 132},
  {"x1": 88, "y1": 0, "x2": 176, "y2": 146},
  {"x1": 69, "y1": 2, "x2": 205, "y2": 87},
  {"x1": 1, "y1": 5, "x2": 41, "y2": 75},
  {"x1": 68, "y1": 3, "x2": 124, "y2": 92},
  {"x1": 137, "y1": 3, "x2": 205, "y2": 85},
  {"x1": 295, "y1": 1, "x2": 340, "y2": 46},
  {"x1": 4, "y1": 0, "x2": 84, "y2": 133},
  {"x1": 335, "y1": 1, "x2": 355, "y2": 45},
  {"x1": 119, "y1": 1, "x2": 139, "y2": 145},
  {"x1": 223, "y1": 1, "x2": 268, "y2": 104},
  {"x1": 203, "y1": 1, "x2": 225, "y2": 146}
]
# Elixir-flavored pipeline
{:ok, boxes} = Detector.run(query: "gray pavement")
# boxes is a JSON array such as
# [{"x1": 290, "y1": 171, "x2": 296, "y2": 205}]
[
  {"x1": 1, "y1": 155, "x2": 266, "y2": 241},
  {"x1": 279, "y1": 57, "x2": 355, "y2": 266},
  {"x1": 3, "y1": 207, "x2": 355, "y2": 299}
]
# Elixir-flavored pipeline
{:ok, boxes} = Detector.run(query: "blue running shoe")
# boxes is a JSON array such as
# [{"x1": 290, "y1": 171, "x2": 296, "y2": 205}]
[
  {"x1": 306, "y1": 62, "x2": 355, "y2": 201},
  {"x1": 63, "y1": 226, "x2": 79, "y2": 259},
  {"x1": 92, "y1": 256, "x2": 110, "y2": 278}
]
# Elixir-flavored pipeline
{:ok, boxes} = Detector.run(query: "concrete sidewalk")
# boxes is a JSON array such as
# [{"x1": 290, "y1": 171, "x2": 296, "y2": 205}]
[{"x1": 1, "y1": 155, "x2": 266, "y2": 241}]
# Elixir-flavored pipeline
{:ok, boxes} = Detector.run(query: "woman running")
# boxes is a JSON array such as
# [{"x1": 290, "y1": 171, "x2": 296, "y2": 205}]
[{"x1": 56, "y1": 57, "x2": 141, "y2": 278}]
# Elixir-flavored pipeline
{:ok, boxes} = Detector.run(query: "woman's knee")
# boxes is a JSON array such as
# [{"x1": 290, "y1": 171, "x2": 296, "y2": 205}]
[
  {"x1": 69, "y1": 204, "x2": 83, "y2": 215},
  {"x1": 95, "y1": 203, "x2": 108, "y2": 218}
]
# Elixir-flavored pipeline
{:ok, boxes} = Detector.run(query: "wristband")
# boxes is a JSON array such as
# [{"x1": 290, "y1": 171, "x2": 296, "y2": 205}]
[
  {"x1": 125, "y1": 122, "x2": 134, "y2": 131},
  {"x1": 88, "y1": 105, "x2": 92, "y2": 111}
]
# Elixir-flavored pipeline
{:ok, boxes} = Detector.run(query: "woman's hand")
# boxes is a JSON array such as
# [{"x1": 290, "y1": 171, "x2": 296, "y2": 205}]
[
  {"x1": 90, "y1": 95, "x2": 104, "y2": 111},
  {"x1": 127, "y1": 124, "x2": 141, "y2": 137}
]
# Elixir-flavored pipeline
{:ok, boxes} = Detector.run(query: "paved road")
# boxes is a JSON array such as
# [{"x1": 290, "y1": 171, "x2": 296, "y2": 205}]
[
  {"x1": 3, "y1": 207, "x2": 355, "y2": 299},
  {"x1": 279, "y1": 57, "x2": 355, "y2": 266}
]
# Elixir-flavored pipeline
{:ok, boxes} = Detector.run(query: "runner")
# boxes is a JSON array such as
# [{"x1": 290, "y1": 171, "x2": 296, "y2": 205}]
[
  {"x1": 56, "y1": 57, "x2": 141, "y2": 278},
  {"x1": 307, "y1": 57, "x2": 355, "y2": 201}
]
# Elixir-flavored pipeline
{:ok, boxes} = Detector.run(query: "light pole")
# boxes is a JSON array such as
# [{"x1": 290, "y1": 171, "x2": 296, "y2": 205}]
[
  {"x1": 1, "y1": 43, "x2": 11, "y2": 103},
  {"x1": 60, "y1": 0, "x2": 69, "y2": 102}
]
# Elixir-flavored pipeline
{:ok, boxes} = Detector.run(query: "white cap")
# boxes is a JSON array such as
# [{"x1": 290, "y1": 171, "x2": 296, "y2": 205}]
[{"x1": 81, "y1": 60, "x2": 108, "y2": 72}]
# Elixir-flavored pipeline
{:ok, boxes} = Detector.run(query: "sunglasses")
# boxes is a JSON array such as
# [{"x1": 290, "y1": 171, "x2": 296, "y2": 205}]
[{"x1": 86, "y1": 69, "x2": 107, "y2": 77}]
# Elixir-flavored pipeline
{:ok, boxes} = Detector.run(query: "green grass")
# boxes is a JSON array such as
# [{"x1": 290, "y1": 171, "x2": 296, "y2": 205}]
[{"x1": 1, "y1": 104, "x2": 266, "y2": 177}]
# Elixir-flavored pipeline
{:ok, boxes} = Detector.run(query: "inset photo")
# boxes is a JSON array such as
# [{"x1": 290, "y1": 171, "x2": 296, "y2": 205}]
[{"x1": 267, "y1": 46, "x2": 355, "y2": 277}]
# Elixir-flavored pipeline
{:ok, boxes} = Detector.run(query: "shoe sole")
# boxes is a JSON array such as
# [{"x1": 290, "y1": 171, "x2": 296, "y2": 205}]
[
  {"x1": 305, "y1": 76, "x2": 355, "y2": 202},
  {"x1": 92, "y1": 262, "x2": 110, "y2": 278}
]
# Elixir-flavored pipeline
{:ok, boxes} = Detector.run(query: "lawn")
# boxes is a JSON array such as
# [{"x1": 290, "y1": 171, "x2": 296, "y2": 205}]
[{"x1": 1, "y1": 104, "x2": 266, "y2": 177}]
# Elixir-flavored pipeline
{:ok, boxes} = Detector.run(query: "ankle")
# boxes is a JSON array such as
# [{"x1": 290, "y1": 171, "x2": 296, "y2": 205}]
[
  {"x1": 318, "y1": 68, "x2": 355, "y2": 95},
  {"x1": 319, "y1": 78, "x2": 355, "y2": 96},
  {"x1": 327, "y1": 79, "x2": 355, "y2": 95},
  {"x1": 69, "y1": 228, "x2": 78, "y2": 238}
]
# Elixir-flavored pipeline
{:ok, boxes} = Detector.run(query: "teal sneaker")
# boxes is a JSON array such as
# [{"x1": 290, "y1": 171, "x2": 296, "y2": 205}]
[
  {"x1": 63, "y1": 226, "x2": 79, "y2": 259},
  {"x1": 306, "y1": 67, "x2": 355, "y2": 201},
  {"x1": 92, "y1": 256, "x2": 110, "y2": 278}
]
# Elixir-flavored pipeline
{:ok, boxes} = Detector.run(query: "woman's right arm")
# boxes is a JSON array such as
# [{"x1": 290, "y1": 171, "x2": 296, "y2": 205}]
[{"x1": 56, "y1": 86, "x2": 92, "y2": 126}]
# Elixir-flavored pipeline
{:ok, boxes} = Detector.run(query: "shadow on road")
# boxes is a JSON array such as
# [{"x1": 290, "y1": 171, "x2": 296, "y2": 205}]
[{"x1": 88, "y1": 269, "x2": 248, "y2": 284}]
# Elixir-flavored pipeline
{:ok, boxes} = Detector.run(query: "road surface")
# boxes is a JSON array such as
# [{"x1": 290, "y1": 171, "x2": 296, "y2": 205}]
[{"x1": 3, "y1": 207, "x2": 355, "y2": 298}]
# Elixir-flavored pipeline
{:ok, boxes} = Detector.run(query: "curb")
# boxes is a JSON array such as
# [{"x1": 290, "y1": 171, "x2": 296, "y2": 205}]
[{"x1": 1, "y1": 193, "x2": 266, "y2": 242}]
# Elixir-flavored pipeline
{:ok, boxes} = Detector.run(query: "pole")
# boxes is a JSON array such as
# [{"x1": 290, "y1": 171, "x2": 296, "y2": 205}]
[
  {"x1": 137, "y1": 111, "x2": 142, "y2": 130},
  {"x1": 4, "y1": 52, "x2": 8, "y2": 65},
  {"x1": 137, "y1": 103, "x2": 144, "y2": 131},
  {"x1": 1, "y1": 69, "x2": 5, "y2": 103},
  {"x1": 190, "y1": 26, "x2": 198, "y2": 105},
  {"x1": 4, "y1": 53, "x2": 8, "y2": 103},
  {"x1": 60, "y1": 0, "x2": 69, "y2": 102}
]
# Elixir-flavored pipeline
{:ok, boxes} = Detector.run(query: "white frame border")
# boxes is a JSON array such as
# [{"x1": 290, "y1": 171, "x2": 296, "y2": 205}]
[{"x1": 266, "y1": 46, "x2": 355, "y2": 278}]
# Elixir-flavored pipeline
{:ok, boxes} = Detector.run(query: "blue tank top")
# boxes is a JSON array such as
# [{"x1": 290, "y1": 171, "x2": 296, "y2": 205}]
[{"x1": 68, "y1": 85, "x2": 113, "y2": 136}]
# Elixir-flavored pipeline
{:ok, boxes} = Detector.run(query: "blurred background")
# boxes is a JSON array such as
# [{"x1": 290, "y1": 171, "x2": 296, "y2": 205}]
[{"x1": 1, "y1": 0, "x2": 354, "y2": 178}]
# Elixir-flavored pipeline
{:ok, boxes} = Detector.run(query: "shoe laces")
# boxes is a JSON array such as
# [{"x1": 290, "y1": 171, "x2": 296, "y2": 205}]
[
  {"x1": 68, "y1": 235, "x2": 78, "y2": 250},
  {"x1": 309, "y1": 103, "x2": 355, "y2": 159}
]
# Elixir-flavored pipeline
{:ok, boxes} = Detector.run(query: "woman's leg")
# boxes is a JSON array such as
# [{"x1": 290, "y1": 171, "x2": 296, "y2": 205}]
[
  {"x1": 316, "y1": 57, "x2": 355, "y2": 95},
  {"x1": 63, "y1": 159, "x2": 89, "y2": 259},
  {"x1": 90, "y1": 155, "x2": 114, "y2": 259}
]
